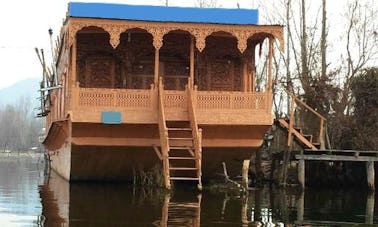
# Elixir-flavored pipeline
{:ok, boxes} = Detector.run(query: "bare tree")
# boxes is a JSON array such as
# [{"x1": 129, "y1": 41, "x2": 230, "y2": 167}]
[
  {"x1": 321, "y1": 0, "x2": 327, "y2": 80},
  {"x1": 334, "y1": 0, "x2": 378, "y2": 116}
]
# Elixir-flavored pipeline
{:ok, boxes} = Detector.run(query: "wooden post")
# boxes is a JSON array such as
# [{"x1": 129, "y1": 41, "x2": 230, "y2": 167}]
[
  {"x1": 319, "y1": 118, "x2": 325, "y2": 149},
  {"x1": 297, "y1": 190, "x2": 304, "y2": 225},
  {"x1": 242, "y1": 59, "x2": 248, "y2": 92},
  {"x1": 298, "y1": 159, "x2": 305, "y2": 189},
  {"x1": 190, "y1": 36, "x2": 195, "y2": 89},
  {"x1": 242, "y1": 159, "x2": 250, "y2": 189},
  {"x1": 288, "y1": 96, "x2": 295, "y2": 147},
  {"x1": 154, "y1": 48, "x2": 160, "y2": 86},
  {"x1": 366, "y1": 161, "x2": 375, "y2": 191},
  {"x1": 366, "y1": 191, "x2": 375, "y2": 224},
  {"x1": 267, "y1": 37, "x2": 273, "y2": 92},
  {"x1": 71, "y1": 38, "x2": 77, "y2": 84},
  {"x1": 250, "y1": 46, "x2": 256, "y2": 92}
]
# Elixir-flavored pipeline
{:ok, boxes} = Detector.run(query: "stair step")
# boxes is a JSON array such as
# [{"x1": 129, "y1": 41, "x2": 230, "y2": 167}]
[
  {"x1": 169, "y1": 137, "x2": 193, "y2": 140},
  {"x1": 170, "y1": 177, "x2": 199, "y2": 181},
  {"x1": 303, "y1": 134, "x2": 313, "y2": 142},
  {"x1": 169, "y1": 156, "x2": 197, "y2": 160},
  {"x1": 168, "y1": 128, "x2": 192, "y2": 131},
  {"x1": 170, "y1": 146, "x2": 192, "y2": 150},
  {"x1": 169, "y1": 167, "x2": 198, "y2": 171}
]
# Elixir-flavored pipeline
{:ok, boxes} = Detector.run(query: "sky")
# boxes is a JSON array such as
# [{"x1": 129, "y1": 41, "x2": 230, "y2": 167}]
[{"x1": 0, "y1": 0, "x2": 375, "y2": 90}]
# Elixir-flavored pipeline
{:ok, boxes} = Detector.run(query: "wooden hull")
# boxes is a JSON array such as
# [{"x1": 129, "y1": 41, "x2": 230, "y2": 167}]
[{"x1": 45, "y1": 122, "x2": 268, "y2": 182}]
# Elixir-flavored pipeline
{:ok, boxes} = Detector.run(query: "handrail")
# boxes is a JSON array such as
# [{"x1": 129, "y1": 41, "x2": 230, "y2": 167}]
[
  {"x1": 285, "y1": 89, "x2": 327, "y2": 150},
  {"x1": 158, "y1": 77, "x2": 171, "y2": 189},
  {"x1": 187, "y1": 77, "x2": 202, "y2": 189},
  {"x1": 285, "y1": 89, "x2": 326, "y2": 121}
]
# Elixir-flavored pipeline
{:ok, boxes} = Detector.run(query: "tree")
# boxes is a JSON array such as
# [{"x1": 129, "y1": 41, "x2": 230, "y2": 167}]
[
  {"x1": 0, "y1": 96, "x2": 43, "y2": 152},
  {"x1": 350, "y1": 67, "x2": 378, "y2": 150}
]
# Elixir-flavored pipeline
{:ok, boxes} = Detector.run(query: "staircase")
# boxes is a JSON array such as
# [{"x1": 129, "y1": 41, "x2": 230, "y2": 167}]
[
  {"x1": 157, "y1": 78, "x2": 202, "y2": 190},
  {"x1": 278, "y1": 89, "x2": 328, "y2": 151},
  {"x1": 278, "y1": 118, "x2": 321, "y2": 150}
]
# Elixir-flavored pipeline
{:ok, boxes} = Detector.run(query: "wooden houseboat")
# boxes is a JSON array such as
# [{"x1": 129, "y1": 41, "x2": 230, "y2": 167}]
[{"x1": 42, "y1": 2, "x2": 283, "y2": 189}]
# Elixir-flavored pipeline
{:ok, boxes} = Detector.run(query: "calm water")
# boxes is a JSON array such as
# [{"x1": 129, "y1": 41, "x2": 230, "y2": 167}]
[{"x1": 0, "y1": 154, "x2": 377, "y2": 227}]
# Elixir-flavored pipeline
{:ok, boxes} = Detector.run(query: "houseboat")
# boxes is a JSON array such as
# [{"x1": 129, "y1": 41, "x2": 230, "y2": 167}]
[{"x1": 42, "y1": 2, "x2": 283, "y2": 189}]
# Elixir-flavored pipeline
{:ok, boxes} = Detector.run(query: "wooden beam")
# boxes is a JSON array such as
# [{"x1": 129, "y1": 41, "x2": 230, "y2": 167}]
[
  {"x1": 71, "y1": 38, "x2": 77, "y2": 84},
  {"x1": 367, "y1": 161, "x2": 375, "y2": 191},
  {"x1": 298, "y1": 159, "x2": 305, "y2": 189},
  {"x1": 190, "y1": 36, "x2": 195, "y2": 88},
  {"x1": 296, "y1": 155, "x2": 378, "y2": 162},
  {"x1": 154, "y1": 48, "x2": 160, "y2": 86},
  {"x1": 242, "y1": 159, "x2": 250, "y2": 188},
  {"x1": 153, "y1": 145, "x2": 163, "y2": 160}
]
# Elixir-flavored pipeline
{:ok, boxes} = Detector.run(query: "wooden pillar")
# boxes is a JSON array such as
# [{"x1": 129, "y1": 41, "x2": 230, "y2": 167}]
[
  {"x1": 366, "y1": 191, "x2": 375, "y2": 224},
  {"x1": 267, "y1": 37, "x2": 273, "y2": 92},
  {"x1": 242, "y1": 59, "x2": 248, "y2": 92},
  {"x1": 250, "y1": 46, "x2": 256, "y2": 92},
  {"x1": 71, "y1": 38, "x2": 77, "y2": 84},
  {"x1": 190, "y1": 36, "x2": 195, "y2": 88},
  {"x1": 242, "y1": 159, "x2": 250, "y2": 188},
  {"x1": 241, "y1": 195, "x2": 248, "y2": 225},
  {"x1": 297, "y1": 190, "x2": 304, "y2": 225},
  {"x1": 366, "y1": 161, "x2": 375, "y2": 191},
  {"x1": 298, "y1": 159, "x2": 305, "y2": 189},
  {"x1": 154, "y1": 48, "x2": 160, "y2": 86}
]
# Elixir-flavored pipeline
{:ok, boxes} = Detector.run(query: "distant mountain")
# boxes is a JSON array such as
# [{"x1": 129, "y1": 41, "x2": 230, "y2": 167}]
[{"x1": 0, "y1": 78, "x2": 40, "y2": 107}]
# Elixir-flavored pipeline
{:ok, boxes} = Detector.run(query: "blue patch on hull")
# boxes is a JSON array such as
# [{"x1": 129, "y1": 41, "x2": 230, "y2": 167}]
[{"x1": 102, "y1": 111, "x2": 122, "y2": 124}]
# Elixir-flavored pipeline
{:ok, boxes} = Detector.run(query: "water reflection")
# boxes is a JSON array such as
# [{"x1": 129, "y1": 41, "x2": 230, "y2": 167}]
[
  {"x1": 0, "y1": 154, "x2": 44, "y2": 226},
  {"x1": 0, "y1": 155, "x2": 377, "y2": 226},
  {"x1": 38, "y1": 174, "x2": 378, "y2": 226}
]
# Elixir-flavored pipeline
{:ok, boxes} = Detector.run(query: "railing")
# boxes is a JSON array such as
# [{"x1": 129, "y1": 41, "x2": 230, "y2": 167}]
[
  {"x1": 76, "y1": 87, "x2": 153, "y2": 109},
  {"x1": 70, "y1": 86, "x2": 271, "y2": 125},
  {"x1": 286, "y1": 89, "x2": 327, "y2": 150},
  {"x1": 187, "y1": 79, "x2": 202, "y2": 190},
  {"x1": 158, "y1": 78, "x2": 171, "y2": 189},
  {"x1": 196, "y1": 91, "x2": 268, "y2": 111},
  {"x1": 163, "y1": 90, "x2": 187, "y2": 110}
]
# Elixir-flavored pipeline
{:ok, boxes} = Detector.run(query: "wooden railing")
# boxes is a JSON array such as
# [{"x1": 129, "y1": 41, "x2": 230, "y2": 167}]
[
  {"x1": 163, "y1": 90, "x2": 187, "y2": 110},
  {"x1": 186, "y1": 79, "x2": 202, "y2": 190},
  {"x1": 196, "y1": 91, "x2": 268, "y2": 111},
  {"x1": 158, "y1": 78, "x2": 171, "y2": 189},
  {"x1": 286, "y1": 89, "x2": 327, "y2": 150},
  {"x1": 70, "y1": 86, "x2": 271, "y2": 125},
  {"x1": 76, "y1": 87, "x2": 153, "y2": 109}
]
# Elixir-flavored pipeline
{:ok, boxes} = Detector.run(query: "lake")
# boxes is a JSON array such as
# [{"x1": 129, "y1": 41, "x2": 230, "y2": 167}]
[{"x1": 0, "y1": 153, "x2": 376, "y2": 226}]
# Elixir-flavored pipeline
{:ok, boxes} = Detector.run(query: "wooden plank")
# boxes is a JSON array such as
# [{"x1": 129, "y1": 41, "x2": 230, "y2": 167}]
[
  {"x1": 296, "y1": 155, "x2": 378, "y2": 162},
  {"x1": 305, "y1": 149, "x2": 378, "y2": 154}
]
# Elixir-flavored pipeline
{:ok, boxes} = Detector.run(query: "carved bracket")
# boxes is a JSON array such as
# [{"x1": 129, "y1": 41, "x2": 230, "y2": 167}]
[{"x1": 67, "y1": 18, "x2": 284, "y2": 52}]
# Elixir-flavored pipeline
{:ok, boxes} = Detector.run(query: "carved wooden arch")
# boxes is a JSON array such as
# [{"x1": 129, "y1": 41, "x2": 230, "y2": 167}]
[
  {"x1": 250, "y1": 30, "x2": 284, "y2": 52},
  {"x1": 68, "y1": 19, "x2": 284, "y2": 52},
  {"x1": 204, "y1": 30, "x2": 240, "y2": 53}
]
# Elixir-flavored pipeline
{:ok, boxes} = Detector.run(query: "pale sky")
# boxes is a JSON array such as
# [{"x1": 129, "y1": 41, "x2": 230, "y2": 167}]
[{"x1": 0, "y1": 0, "x2": 374, "y2": 90}]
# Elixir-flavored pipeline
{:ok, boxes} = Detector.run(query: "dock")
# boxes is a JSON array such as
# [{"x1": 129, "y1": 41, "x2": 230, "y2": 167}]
[{"x1": 296, "y1": 149, "x2": 378, "y2": 190}]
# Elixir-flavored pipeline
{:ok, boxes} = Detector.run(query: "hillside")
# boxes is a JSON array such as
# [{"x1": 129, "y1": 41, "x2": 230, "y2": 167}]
[{"x1": 0, "y1": 78, "x2": 40, "y2": 107}]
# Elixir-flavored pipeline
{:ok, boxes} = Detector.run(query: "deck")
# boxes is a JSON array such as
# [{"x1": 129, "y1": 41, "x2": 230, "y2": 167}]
[{"x1": 67, "y1": 87, "x2": 271, "y2": 125}]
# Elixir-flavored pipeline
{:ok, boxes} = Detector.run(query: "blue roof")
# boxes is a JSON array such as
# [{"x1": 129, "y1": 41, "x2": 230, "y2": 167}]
[{"x1": 68, "y1": 2, "x2": 259, "y2": 25}]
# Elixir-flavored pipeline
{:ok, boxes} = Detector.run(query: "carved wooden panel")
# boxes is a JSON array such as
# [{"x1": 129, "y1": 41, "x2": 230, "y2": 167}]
[
  {"x1": 206, "y1": 60, "x2": 234, "y2": 91},
  {"x1": 85, "y1": 55, "x2": 115, "y2": 88}
]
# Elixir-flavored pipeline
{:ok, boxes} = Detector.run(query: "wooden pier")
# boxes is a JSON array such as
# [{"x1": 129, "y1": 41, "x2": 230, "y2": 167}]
[{"x1": 296, "y1": 149, "x2": 378, "y2": 190}]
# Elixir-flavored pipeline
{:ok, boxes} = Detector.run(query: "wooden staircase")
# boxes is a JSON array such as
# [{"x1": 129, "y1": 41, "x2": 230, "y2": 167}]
[
  {"x1": 278, "y1": 90, "x2": 328, "y2": 151},
  {"x1": 157, "y1": 78, "x2": 202, "y2": 190},
  {"x1": 278, "y1": 118, "x2": 321, "y2": 150}
]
